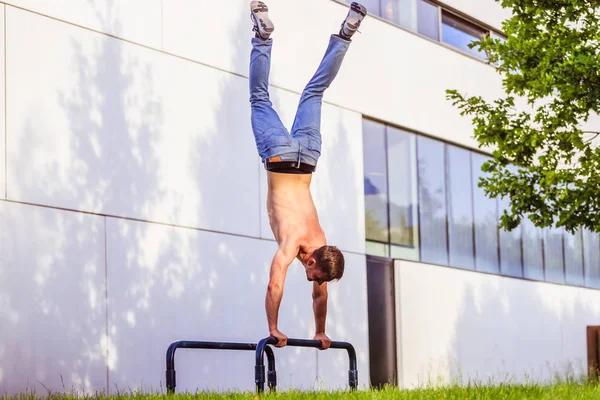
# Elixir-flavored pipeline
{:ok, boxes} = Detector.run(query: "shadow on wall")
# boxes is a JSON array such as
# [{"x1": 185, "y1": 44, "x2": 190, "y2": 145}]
[
  {"x1": 63, "y1": 3, "x2": 167, "y2": 391},
  {"x1": 64, "y1": 7, "x2": 164, "y2": 220},
  {"x1": 12, "y1": 0, "x2": 164, "y2": 218},
  {"x1": 439, "y1": 278, "x2": 600, "y2": 386},
  {"x1": 311, "y1": 116, "x2": 368, "y2": 389},
  {"x1": 2, "y1": 1, "x2": 367, "y2": 395},
  {"x1": 313, "y1": 113, "x2": 364, "y2": 249},
  {"x1": 103, "y1": 6, "x2": 271, "y2": 392},
  {"x1": 0, "y1": 203, "x2": 107, "y2": 396},
  {"x1": 2, "y1": 0, "x2": 163, "y2": 395},
  {"x1": 99, "y1": 2, "x2": 317, "y2": 394}
]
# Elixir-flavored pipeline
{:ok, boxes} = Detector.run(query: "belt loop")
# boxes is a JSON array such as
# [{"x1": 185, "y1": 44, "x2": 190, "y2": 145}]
[{"x1": 296, "y1": 142, "x2": 302, "y2": 168}]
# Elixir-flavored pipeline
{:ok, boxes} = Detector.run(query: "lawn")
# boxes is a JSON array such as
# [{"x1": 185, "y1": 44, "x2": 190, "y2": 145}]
[{"x1": 4, "y1": 384, "x2": 600, "y2": 400}]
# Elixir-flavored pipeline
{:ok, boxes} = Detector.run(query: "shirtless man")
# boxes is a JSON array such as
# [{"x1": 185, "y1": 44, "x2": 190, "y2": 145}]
[{"x1": 249, "y1": 1, "x2": 367, "y2": 349}]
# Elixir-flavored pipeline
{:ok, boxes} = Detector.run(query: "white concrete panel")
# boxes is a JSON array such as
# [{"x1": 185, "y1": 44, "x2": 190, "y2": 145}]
[
  {"x1": 5, "y1": 0, "x2": 162, "y2": 49},
  {"x1": 583, "y1": 113, "x2": 600, "y2": 139},
  {"x1": 315, "y1": 253, "x2": 370, "y2": 390},
  {"x1": 7, "y1": 8, "x2": 260, "y2": 237},
  {"x1": 258, "y1": 90, "x2": 365, "y2": 254},
  {"x1": 162, "y1": 0, "x2": 250, "y2": 78},
  {"x1": 441, "y1": 0, "x2": 512, "y2": 31},
  {"x1": 0, "y1": 5, "x2": 4, "y2": 199},
  {"x1": 163, "y1": 0, "x2": 504, "y2": 152},
  {"x1": 396, "y1": 260, "x2": 600, "y2": 388},
  {"x1": 106, "y1": 218, "x2": 332, "y2": 392},
  {"x1": 0, "y1": 202, "x2": 106, "y2": 395}
]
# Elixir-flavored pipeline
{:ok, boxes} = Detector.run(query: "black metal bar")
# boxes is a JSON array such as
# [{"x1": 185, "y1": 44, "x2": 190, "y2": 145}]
[
  {"x1": 166, "y1": 340, "x2": 276, "y2": 393},
  {"x1": 255, "y1": 337, "x2": 273, "y2": 393},
  {"x1": 264, "y1": 346, "x2": 277, "y2": 391},
  {"x1": 255, "y1": 337, "x2": 358, "y2": 392}
]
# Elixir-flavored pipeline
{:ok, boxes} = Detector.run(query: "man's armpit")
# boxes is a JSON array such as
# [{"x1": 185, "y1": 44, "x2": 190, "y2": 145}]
[{"x1": 279, "y1": 238, "x2": 300, "y2": 261}]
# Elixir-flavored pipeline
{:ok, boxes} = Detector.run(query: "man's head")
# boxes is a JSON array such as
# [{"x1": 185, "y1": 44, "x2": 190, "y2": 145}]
[{"x1": 304, "y1": 245, "x2": 345, "y2": 285}]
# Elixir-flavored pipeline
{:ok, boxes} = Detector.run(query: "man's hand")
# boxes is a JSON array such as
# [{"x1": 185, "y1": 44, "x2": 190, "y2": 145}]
[
  {"x1": 313, "y1": 332, "x2": 332, "y2": 350},
  {"x1": 270, "y1": 329, "x2": 288, "y2": 347}
]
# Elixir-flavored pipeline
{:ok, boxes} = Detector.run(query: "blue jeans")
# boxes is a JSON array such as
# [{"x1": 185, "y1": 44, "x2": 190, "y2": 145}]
[{"x1": 249, "y1": 34, "x2": 351, "y2": 169}]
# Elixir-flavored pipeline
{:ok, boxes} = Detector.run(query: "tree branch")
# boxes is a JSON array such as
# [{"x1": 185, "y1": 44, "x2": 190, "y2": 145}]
[{"x1": 584, "y1": 131, "x2": 600, "y2": 142}]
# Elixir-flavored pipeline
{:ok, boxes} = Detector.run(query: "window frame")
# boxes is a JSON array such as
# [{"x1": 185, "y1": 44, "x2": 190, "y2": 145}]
[{"x1": 440, "y1": 9, "x2": 491, "y2": 59}]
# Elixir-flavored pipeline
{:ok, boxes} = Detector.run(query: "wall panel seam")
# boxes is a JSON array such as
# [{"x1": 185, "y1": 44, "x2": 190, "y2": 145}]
[
  {"x1": 0, "y1": 199, "x2": 365, "y2": 255},
  {"x1": 160, "y1": 0, "x2": 164, "y2": 50}
]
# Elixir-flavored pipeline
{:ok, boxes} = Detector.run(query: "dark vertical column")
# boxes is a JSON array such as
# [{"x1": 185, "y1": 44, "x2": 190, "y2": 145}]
[
  {"x1": 588, "y1": 326, "x2": 600, "y2": 383},
  {"x1": 366, "y1": 255, "x2": 397, "y2": 388}
]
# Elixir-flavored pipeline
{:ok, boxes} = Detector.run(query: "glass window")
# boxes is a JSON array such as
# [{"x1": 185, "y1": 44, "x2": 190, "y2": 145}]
[
  {"x1": 381, "y1": 0, "x2": 403, "y2": 25},
  {"x1": 417, "y1": 0, "x2": 439, "y2": 40},
  {"x1": 583, "y1": 230, "x2": 600, "y2": 289},
  {"x1": 362, "y1": 117, "x2": 599, "y2": 290},
  {"x1": 387, "y1": 127, "x2": 417, "y2": 248},
  {"x1": 446, "y1": 145, "x2": 474, "y2": 269},
  {"x1": 355, "y1": 0, "x2": 381, "y2": 17},
  {"x1": 396, "y1": 0, "x2": 418, "y2": 31},
  {"x1": 417, "y1": 136, "x2": 448, "y2": 265},
  {"x1": 441, "y1": 11, "x2": 488, "y2": 59},
  {"x1": 363, "y1": 120, "x2": 389, "y2": 245},
  {"x1": 498, "y1": 198, "x2": 523, "y2": 278},
  {"x1": 522, "y1": 217, "x2": 544, "y2": 280},
  {"x1": 544, "y1": 227, "x2": 565, "y2": 284},
  {"x1": 379, "y1": 0, "x2": 438, "y2": 39},
  {"x1": 471, "y1": 153, "x2": 499, "y2": 273},
  {"x1": 564, "y1": 230, "x2": 584, "y2": 286},
  {"x1": 490, "y1": 31, "x2": 507, "y2": 41}
]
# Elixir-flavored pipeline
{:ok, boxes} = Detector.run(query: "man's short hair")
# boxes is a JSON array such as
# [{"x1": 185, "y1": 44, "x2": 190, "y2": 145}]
[{"x1": 312, "y1": 245, "x2": 345, "y2": 281}]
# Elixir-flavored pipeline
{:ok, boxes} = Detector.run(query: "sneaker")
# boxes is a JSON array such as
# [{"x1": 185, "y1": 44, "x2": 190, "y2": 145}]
[
  {"x1": 340, "y1": 2, "x2": 367, "y2": 39},
  {"x1": 250, "y1": 1, "x2": 274, "y2": 40}
]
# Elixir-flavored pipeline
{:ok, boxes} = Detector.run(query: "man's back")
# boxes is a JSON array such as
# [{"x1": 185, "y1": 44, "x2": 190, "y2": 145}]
[{"x1": 266, "y1": 172, "x2": 325, "y2": 249}]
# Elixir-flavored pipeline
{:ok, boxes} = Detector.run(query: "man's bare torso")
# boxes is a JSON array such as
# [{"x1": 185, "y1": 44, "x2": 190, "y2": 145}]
[{"x1": 267, "y1": 171, "x2": 326, "y2": 257}]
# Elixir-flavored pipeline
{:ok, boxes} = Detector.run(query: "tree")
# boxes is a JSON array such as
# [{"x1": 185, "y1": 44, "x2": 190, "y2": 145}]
[{"x1": 446, "y1": 0, "x2": 600, "y2": 233}]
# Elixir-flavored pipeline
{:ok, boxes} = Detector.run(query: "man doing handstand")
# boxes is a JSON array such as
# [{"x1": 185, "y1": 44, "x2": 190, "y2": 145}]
[{"x1": 249, "y1": 1, "x2": 367, "y2": 349}]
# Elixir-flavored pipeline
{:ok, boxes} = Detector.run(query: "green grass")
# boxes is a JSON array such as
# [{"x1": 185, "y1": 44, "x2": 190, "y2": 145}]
[{"x1": 4, "y1": 384, "x2": 600, "y2": 400}]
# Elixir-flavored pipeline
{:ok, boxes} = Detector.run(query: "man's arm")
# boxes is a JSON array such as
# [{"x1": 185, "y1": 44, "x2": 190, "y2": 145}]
[
  {"x1": 266, "y1": 241, "x2": 297, "y2": 347},
  {"x1": 312, "y1": 282, "x2": 332, "y2": 350}
]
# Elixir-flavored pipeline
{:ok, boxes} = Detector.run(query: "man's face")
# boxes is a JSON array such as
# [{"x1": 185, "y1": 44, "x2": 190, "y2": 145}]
[{"x1": 306, "y1": 263, "x2": 326, "y2": 286}]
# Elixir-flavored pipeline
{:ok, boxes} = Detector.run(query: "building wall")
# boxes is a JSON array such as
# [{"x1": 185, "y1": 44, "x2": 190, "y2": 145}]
[
  {"x1": 396, "y1": 260, "x2": 600, "y2": 387},
  {"x1": 1, "y1": 0, "x2": 598, "y2": 396},
  {"x1": 1, "y1": 0, "x2": 369, "y2": 394}
]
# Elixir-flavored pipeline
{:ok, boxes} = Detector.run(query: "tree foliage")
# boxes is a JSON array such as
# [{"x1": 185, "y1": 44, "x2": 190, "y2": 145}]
[{"x1": 446, "y1": 0, "x2": 600, "y2": 233}]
